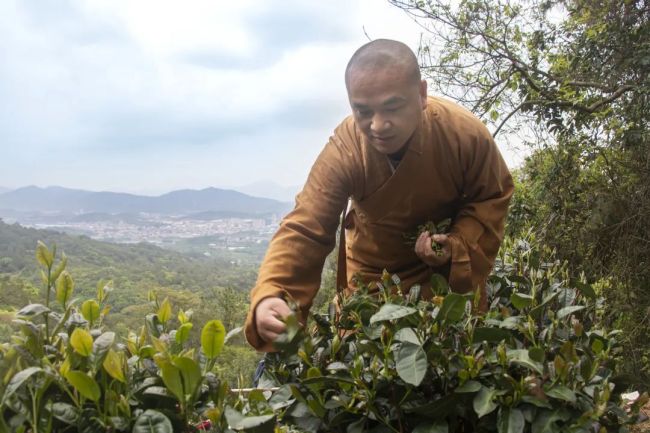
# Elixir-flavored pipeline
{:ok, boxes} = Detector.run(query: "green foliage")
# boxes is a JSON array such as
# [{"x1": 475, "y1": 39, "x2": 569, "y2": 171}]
[
  {"x1": 2, "y1": 239, "x2": 648, "y2": 432},
  {"x1": 0, "y1": 242, "x2": 241, "y2": 432},
  {"x1": 390, "y1": 0, "x2": 650, "y2": 387},
  {"x1": 252, "y1": 240, "x2": 645, "y2": 433},
  {"x1": 0, "y1": 220, "x2": 258, "y2": 313}
]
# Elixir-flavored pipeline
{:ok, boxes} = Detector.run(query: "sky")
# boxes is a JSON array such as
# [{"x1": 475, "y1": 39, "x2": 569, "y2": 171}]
[{"x1": 0, "y1": 0, "x2": 523, "y2": 196}]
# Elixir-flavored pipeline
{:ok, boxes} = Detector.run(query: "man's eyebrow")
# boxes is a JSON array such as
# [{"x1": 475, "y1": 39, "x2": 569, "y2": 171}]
[
  {"x1": 383, "y1": 96, "x2": 406, "y2": 106},
  {"x1": 351, "y1": 102, "x2": 370, "y2": 110}
]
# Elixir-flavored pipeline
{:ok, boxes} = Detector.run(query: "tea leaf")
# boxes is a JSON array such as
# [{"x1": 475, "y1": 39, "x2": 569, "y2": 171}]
[
  {"x1": 157, "y1": 298, "x2": 172, "y2": 324},
  {"x1": 1, "y1": 367, "x2": 43, "y2": 406},
  {"x1": 175, "y1": 322, "x2": 193, "y2": 344},
  {"x1": 36, "y1": 241, "x2": 53, "y2": 268},
  {"x1": 55, "y1": 271, "x2": 74, "y2": 307},
  {"x1": 173, "y1": 356, "x2": 202, "y2": 398},
  {"x1": 531, "y1": 409, "x2": 569, "y2": 433},
  {"x1": 557, "y1": 305, "x2": 585, "y2": 320},
  {"x1": 473, "y1": 386, "x2": 499, "y2": 418},
  {"x1": 201, "y1": 320, "x2": 226, "y2": 359},
  {"x1": 394, "y1": 327, "x2": 420, "y2": 345},
  {"x1": 159, "y1": 362, "x2": 184, "y2": 402},
  {"x1": 510, "y1": 292, "x2": 533, "y2": 310},
  {"x1": 81, "y1": 300, "x2": 100, "y2": 324},
  {"x1": 103, "y1": 349, "x2": 125, "y2": 383},
  {"x1": 132, "y1": 410, "x2": 173, "y2": 433},
  {"x1": 455, "y1": 380, "x2": 482, "y2": 393},
  {"x1": 498, "y1": 407, "x2": 525, "y2": 433},
  {"x1": 48, "y1": 402, "x2": 80, "y2": 425},
  {"x1": 70, "y1": 328, "x2": 93, "y2": 357},
  {"x1": 225, "y1": 406, "x2": 275, "y2": 430},
  {"x1": 18, "y1": 304, "x2": 52, "y2": 320},
  {"x1": 65, "y1": 370, "x2": 100, "y2": 402},
  {"x1": 92, "y1": 331, "x2": 115, "y2": 363},
  {"x1": 369, "y1": 304, "x2": 417, "y2": 324},
  {"x1": 438, "y1": 293, "x2": 468, "y2": 323},
  {"x1": 507, "y1": 349, "x2": 543, "y2": 374},
  {"x1": 396, "y1": 342, "x2": 427, "y2": 386},
  {"x1": 528, "y1": 347, "x2": 546, "y2": 363},
  {"x1": 575, "y1": 281, "x2": 596, "y2": 300},
  {"x1": 545, "y1": 385, "x2": 576, "y2": 403},
  {"x1": 430, "y1": 273, "x2": 449, "y2": 296}
]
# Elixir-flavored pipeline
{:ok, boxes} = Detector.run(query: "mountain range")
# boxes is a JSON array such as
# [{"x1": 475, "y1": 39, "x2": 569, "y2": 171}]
[
  {"x1": 0, "y1": 186, "x2": 292, "y2": 216},
  {"x1": 234, "y1": 181, "x2": 300, "y2": 202}
]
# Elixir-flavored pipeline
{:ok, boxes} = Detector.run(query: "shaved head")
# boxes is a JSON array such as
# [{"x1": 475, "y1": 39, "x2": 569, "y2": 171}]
[{"x1": 345, "y1": 39, "x2": 421, "y2": 89}]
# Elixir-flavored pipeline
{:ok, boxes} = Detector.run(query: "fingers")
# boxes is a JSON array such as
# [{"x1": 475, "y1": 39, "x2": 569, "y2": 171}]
[
  {"x1": 415, "y1": 231, "x2": 432, "y2": 257},
  {"x1": 255, "y1": 297, "x2": 292, "y2": 343},
  {"x1": 414, "y1": 231, "x2": 451, "y2": 266},
  {"x1": 431, "y1": 234, "x2": 451, "y2": 264},
  {"x1": 431, "y1": 234, "x2": 449, "y2": 246},
  {"x1": 258, "y1": 316, "x2": 285, "y2": 342}
]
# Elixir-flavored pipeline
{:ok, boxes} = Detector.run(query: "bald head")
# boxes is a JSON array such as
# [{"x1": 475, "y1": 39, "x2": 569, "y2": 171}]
[{"x1": 345, "y1": 39, "x2": 421, "y2": 89}]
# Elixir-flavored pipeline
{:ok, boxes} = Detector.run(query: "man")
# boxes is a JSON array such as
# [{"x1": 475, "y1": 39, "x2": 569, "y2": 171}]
[{"x1": 245, "y1": 39, "x2": 513, "y2": 352}]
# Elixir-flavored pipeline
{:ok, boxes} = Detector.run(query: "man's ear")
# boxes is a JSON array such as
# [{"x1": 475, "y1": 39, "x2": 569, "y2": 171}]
[{"x1": 419, "y1": 79, "x2": 428, "y2": 109}]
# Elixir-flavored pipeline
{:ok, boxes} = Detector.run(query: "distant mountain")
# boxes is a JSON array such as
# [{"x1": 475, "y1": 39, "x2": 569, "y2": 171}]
[
  {"x1": 0, "y1": 187, "x2": 11, "y2": 194},
  {"x1": 234, "y1": 181, "x2": 301, "y2": 203},
  {"x1": 0, "y1": 186, "x2": 292, "y2": 215}
]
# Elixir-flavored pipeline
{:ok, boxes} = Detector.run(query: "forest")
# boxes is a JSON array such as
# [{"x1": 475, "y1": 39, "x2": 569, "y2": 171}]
[{"x1": 0, "y1": 0, "x2": 648, "y2": 431}]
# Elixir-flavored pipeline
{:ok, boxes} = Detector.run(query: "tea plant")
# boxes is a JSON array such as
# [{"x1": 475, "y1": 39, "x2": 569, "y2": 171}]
[
  {"x1": 256, "y1": 239, "x2": 646, "y2": 433},
  {"x1": 0, "y1": 242, "x2": 235, "y2": 432}
]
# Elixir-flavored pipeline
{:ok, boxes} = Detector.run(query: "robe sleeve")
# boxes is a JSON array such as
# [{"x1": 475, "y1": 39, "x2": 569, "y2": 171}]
[
  {"x1": 244, "y1": 121, "x2": 358, "y2": 352},
  {"x1": 446, "y1": 129, "x2": 514, "y2": 303}
]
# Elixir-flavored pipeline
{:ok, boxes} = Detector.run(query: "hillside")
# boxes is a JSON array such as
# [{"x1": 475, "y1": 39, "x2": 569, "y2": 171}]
[
  {"x1": 0, "y1": 220, "x2": 258, "y2": 313},
  {"x1": 0, "y1": 185, "x2": 292, "y2": 215}
]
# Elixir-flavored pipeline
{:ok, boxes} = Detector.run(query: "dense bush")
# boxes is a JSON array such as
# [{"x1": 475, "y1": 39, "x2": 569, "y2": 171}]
[
  {"x1": 1, "y1": 240, "x2": 646, "y2": 432},
  {"x1": 253, "y1": 236, "x2": 646, "y2": 433},
  {"x1": 0, "y1": 242, "x2": 236, "y2": 432}
]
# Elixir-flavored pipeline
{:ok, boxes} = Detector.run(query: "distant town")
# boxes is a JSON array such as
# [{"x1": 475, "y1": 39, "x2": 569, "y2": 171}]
[
  {"x1": 23, "y1": 214, "x2": 279, "y2": 244},
  {"x1": 0, "y1": 185, "x2": 292, "y2": 261},
  {"x1": 0, "y1": 212, "x2": 282, "y2": 263}
]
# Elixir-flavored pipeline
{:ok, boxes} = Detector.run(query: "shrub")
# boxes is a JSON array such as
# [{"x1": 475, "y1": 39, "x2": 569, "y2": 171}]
[
  {"x1": 0, "y1": 242, "x2": 236, "y2": 432},
  {"x1": 252, "y1": 237, "x2": 647, "y2": 433}
]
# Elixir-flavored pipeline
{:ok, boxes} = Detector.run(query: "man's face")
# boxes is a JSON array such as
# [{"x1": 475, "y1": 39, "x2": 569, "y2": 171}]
[{"x1": 347, "y1": 66, "x2": 427, "y2": 155}]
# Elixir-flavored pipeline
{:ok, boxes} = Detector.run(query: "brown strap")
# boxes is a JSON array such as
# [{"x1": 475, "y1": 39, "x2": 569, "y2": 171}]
[{"x1": 336, "y1": 210, "x2": 347, "y2": 295}]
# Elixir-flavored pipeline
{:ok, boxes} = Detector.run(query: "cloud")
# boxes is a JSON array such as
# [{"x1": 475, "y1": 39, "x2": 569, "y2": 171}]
[{"x1": 0, "y1": 0, "x2": 459, "y2": 193}]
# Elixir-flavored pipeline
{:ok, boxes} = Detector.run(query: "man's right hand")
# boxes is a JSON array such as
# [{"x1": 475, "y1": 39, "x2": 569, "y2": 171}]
[{"x1": 254, "y1": 296, "x2": 292, "y2": 343}]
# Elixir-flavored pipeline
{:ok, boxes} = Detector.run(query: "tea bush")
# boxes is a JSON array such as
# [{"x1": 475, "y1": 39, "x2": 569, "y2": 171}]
[
  {"x1": 0, "y1": 242, "x2": 235, "y2": 432},
  {"x1": 1, "y1": 239, "x2": 646, "y2": 433},
  {"x1": 251, "y1": 237, "x2": 647, "y2": 433}
]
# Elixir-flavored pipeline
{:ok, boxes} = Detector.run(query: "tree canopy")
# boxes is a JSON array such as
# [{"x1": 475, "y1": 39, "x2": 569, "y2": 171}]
[{"x1": 390, "y1": 0, "x2": 650, "y2": 384}]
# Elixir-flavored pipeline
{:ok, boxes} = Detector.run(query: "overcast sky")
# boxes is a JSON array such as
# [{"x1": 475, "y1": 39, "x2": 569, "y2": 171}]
[{"x1": 0, "y1": 0, "x2": 523, "y2": 195}]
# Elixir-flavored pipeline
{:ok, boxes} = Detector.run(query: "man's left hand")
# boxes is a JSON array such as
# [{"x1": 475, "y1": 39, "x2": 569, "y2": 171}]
[{"x1": 415, "y1": 231, "x2": 451, "y2": 267}]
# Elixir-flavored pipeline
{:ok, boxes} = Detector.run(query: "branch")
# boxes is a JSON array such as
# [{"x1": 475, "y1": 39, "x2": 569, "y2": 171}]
[
  {"x1": 493, "y1": 102, "x2": 525, "y2": 137},
  {"x1": 586, "y1": 85, "x2": 635, "y2": 112}
]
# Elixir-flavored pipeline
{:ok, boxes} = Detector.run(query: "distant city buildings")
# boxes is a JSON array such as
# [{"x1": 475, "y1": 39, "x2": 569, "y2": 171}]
[{"x1": 21, "y1": 213, "x2": 281, "y2": 247}]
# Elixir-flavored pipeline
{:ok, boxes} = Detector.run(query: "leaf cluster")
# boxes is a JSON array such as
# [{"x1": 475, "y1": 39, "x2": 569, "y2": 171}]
[
  {"x1": 0, "y1": 242, "x2": 240, "y2": 433},
  {"x1": 251, "y1": 242, "x2": 645, "y2": 433}
]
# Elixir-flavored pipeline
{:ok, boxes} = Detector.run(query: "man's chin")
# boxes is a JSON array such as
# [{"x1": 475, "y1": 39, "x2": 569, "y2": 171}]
[
  {"x1": 370, "y1": 138, "x2": 407, "y2": 155},
  {"x1": 369, "y1": 138, "x2": 397, "y2": 153}
]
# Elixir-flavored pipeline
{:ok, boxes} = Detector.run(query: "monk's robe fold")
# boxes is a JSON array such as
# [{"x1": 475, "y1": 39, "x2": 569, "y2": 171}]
[{"x1": 245, "y1": 96, "x2": 514, "y2": 352}]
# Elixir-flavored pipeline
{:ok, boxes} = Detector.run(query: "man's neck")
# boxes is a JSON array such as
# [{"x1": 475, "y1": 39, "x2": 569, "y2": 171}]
[{"x1": 388, "y1": 142, "x2": 409, "y2": 161}]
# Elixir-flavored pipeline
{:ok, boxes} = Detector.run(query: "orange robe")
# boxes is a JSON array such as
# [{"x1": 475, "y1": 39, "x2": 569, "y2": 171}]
[{"x1": 245, "y1": 96, "x2": 514, "y2": 351}]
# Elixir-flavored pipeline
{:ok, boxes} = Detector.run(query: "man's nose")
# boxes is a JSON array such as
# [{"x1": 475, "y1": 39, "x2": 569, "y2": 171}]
[{"x1": 370, "y1": 114, "x2": 391, "y2": 133}]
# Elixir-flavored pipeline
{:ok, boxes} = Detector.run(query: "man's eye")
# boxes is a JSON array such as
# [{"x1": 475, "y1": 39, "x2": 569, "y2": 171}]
[
  {"x1": 385, "y1": 106, "x2": 401, "y2": 113},
  {"x1": 357, "y1": 109, "x2": 372, "y2": 117}
]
